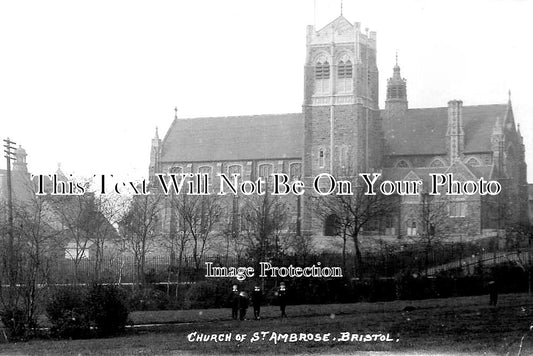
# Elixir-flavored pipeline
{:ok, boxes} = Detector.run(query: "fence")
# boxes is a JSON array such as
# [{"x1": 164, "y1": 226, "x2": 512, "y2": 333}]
[
  {"x1": 427, "y1": 250, "x2": 532, "y2": 276},
  {"x1": 41, "y1": 240, "x2": 516, "y2": 284}
]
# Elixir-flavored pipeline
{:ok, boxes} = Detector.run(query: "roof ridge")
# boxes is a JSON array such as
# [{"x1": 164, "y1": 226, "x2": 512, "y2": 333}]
[
  {"x1": 403, "y1": 103, "x2": 507, "y2": 111},
  {"x1": 317, "y1": 15, "x2": 353, "y2": 32},
  {"x1": 174, "y1": 113, "x2": 302, "y2": 121}
]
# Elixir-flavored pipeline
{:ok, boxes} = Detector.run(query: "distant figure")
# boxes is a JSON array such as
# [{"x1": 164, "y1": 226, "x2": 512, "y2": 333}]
[
  {"x1": 238, "y1": 291, "x2": 249, "y2": 321},
  {"x1": 252, "y1": 286, "x2": 262, "y2": 320},
  {"x1": 229, "y1": 285, "x2": 239, "y2": 320},
  {"x1": 278, "y1": 283, "x2": 288, "y2": 318},
  {"x1": 488, "y1": 280, "x2": 498, "y2": 306}
]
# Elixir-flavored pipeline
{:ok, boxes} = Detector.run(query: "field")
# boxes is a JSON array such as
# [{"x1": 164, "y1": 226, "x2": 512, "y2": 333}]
[{"x1": 2, "y1": 293, "x2": 533, "y2": 355}]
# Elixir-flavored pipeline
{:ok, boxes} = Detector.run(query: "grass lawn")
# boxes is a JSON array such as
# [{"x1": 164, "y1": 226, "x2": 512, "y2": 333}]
[{"x1": 2, "y1": 293, "x2": 533, "y2": 355}]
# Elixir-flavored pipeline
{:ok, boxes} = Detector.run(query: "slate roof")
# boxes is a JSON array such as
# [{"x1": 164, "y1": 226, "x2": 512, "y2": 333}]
[
  {"x1": 160, "y1": 113, "x2": 303, "y2": 163},
  {"x1": 386, "y1": 104, "x2": 508, "y2": 156},
  {"x1": 160, "y1": 104, "x2": 508, "y2": 163},
  {"x1": 382, "y1": 164, "x2": 493, "y2": 188}
]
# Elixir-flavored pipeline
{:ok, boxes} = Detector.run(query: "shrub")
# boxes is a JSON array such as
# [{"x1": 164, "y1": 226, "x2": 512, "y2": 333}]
[
  {"x1": 184, "y1": 280, "x2": 234, "y2": 309},
  {"x1": 394, "y1": 272, "x2": 435, "y2": 300},
  {"x1": 46, "y1": 284, "x2": 129, "y2": 339},
  {"x1": 86, "y1": 284, "x2": 129, "y2": 337},
  {"x1": 490, "y1": 262, "x2": 526, "y2": 293},
  {"x1": 46, "y1": 287, "x2": 91, "y2": 339},
  {"x1": 0, "y1": 306, "x2": 28, "y2": 341},
  {"x1": 128, "y1": 287, "x2": 170, "y2": 311}
]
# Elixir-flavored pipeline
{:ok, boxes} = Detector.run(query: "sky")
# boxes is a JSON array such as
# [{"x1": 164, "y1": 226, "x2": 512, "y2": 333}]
[{"x1": 0, "y1": 0, "x2": 531, "y2": 182}]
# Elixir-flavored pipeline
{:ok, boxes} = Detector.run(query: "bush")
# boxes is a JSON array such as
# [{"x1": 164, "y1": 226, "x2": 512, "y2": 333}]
[
  {"x1": 46, "y1": 287, "x2": 91, "y2": 339},
  {"x1": 286, "y1": 278, "x2": 352, "y2": 304},
  {"x1": 128, "y1": 287, "x2": 170, "y2": 311},
  {"x1": 86, "y1": 284, "x2": 129, "y2": 337},
  {"x1": 394, "y1": 272, "x2": 435, "y2": 300},
  {"x1": 46, "y1": 284, "x2": 129, "y2": 339},
  {"x1": 0, "y1": 306, "x2": 28, "y2": 341},
  {"x1": 184, "y1": 280, "x2": 234, "y2": 309},
  {"x1": 490, "y1": 262, "x2": 527, "y2": 293}
]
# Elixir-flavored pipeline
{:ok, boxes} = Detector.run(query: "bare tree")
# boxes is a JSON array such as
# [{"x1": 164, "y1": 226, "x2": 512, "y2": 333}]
[
  {"x1": 0, "y1": 178, "x2": 63, "y2": 338},
  {"x1": 47, "y1": 183, "x2": 99, "y2": 283},
  {"x1": 219, "y1": 196, "x2": 247, "y2": 263},
  {"x1": 409, "y1": 192, "x2": 449, "y2": 276},
  {"x1": 88, "y1": 193, "x2": 125, "y2": 281},
  {"x1": 173, "y1": 194, "x2": 222, "y2": 272},
  {"x1": 160, "y1": 193, "x2": 191, "y2": 299},
  {"x1": 119, "y1": 193, "x2": 162, "y2": 285},
  {"x1": 313, "y1": 178, "x2": 397, "y2": 278},
  {"x1": 13, "y1": 194, "x2": 61, "y2": 330},
  {"x1": 240, "y1": 193, "x2": 291, "y2": 266}
]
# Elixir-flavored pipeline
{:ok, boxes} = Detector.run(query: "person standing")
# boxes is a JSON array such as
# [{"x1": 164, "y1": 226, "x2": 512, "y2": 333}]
[
  {"x1": 488, "y1": 280, "x2": 498, "y2": 306},
  {"x1": 278, "y1": 283, "x2": 287, "y2": 318},
  {"x1": 229, "y1": 285, "x2": 239, "y2": 320},
  {"x1": 252, "y1": 285, "x2": 262, "y2": 320},
  {"x1": 238, "y1": 291, "x2": 249, "y2": 321}
]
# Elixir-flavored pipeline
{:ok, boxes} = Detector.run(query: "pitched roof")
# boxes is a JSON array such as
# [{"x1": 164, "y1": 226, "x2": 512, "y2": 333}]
[
  {"x1": 317, "y1": 15, "x2": 353, "y2": 33},
  {"x1": 160, "y1": 104, "x2": 508, "y2": 163},
  {"x1": 160, "y1": 113, "x2": 303, "y2": 163},
  {"x1": 385, "y1": 104, "x2": 508, "y2": 156}
]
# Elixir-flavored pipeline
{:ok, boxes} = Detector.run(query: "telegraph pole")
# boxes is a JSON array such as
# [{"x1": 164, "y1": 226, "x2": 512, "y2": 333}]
[{"x1": 3, "y1": 138, "x2": 17, "y2": 303}]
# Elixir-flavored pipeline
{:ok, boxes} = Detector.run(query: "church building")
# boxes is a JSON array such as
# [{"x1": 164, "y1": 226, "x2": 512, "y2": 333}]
[{"x1": 149, "y1": 15, "x2": 529, "y2": 251}]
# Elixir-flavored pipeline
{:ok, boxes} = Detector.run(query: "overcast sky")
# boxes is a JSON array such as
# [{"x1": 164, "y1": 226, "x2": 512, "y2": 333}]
[{"x1": 0, "y1": 0, "x2": 531, "y2": 182}]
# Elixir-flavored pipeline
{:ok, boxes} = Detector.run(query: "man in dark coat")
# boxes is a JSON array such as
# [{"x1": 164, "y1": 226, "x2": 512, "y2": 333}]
[
  {"x1": 488, "y1": 280, "x2": 498, "y2": 306},
  {"x1": 238, "y1": 291, "x2": 249, "y2": 321},
  {"x1": 251, "y1": 286, "x2": 262, "y2": 320},
  {"x1": 278, "y1": 283, "x2": 287, "y2": 318},
  {"x1": 229, "y1": 285, "x2": 239, "y2": 320}
]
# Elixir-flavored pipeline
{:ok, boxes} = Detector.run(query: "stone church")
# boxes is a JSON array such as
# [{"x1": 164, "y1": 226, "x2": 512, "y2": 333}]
[{"x1": 149, "y1": 15, "x2": 528, "y2": 250}]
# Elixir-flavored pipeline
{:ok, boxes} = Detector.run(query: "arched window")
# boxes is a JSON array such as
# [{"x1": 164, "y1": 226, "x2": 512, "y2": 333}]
[
  {"x1": 258, "y1": 164, "x2": 273, "y2": 180},
  {"x1": 318, "y1": 148, "x2": 326, "y2": 168},
  {"x1": 228, "y1": 164, "x2": 242, "y2": 178},
  {"x1": 384, "y1": 215, "x2": 396, "y2": 236},
  {"x1": 315, "y1": 60, "x2": 330, "y2": 79},
  {"x1": 465, "y1": 157, "x2": 482, "y2": 167},
  {"x1": 337, "y1": 60, "x2": 353, "y2": 79},
  {"x1": 289, "y1": 163, "x2": 301, "y2": 181},
  {"x1": 406, "y1": 220, "x2": 417, "y2": 236},
  {"x1": 429, "y1": 158, "x2": 446, "y2": 168},
  {"x1": 169, "y1": 166, "x2": 183, "y2": 174},
  {"x1": 314, "y1": 59, "x2": 330, "y2": 94},
  {"x1": 198, "y1": 166, "x2": 212, "y2": 175},
  {"x1": 395, "y1": 159, "x2": 410, "y2": 168},
  {"x1": 337, "y1": 58, "x2": 353, "y2": 93},
  {"x1": 324, "y1": 214, "x2": 338, "y2": 236},
  {"x1": 197, "y1": 166, "x2": 212, "y2": 192}
]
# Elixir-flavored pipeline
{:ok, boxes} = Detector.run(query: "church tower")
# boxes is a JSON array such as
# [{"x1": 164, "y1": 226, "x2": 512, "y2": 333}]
[
  {"x1": 382, "y1": 57, "x2": 408, "y2": 137},
  {"x1": 385, "y1": 55, "x2": 408, "y2": 116},
  {"x1": 302, "y1": 15, "x2": 381, "y2": 235},
  {"x1": 149, "y1": 126, "x2": 162, "y2": 179},
  {"x1": 13, "y1": 145, "x2": 28, "y2": 173}
]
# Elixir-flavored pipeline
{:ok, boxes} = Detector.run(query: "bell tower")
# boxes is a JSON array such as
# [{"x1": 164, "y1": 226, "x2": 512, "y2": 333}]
[
  {"x1": 302, "y1": 15, "x2": 382, "y2": 235},
  {"x1": 385, "y1": 54, "x2": 408, "y2": 115}
]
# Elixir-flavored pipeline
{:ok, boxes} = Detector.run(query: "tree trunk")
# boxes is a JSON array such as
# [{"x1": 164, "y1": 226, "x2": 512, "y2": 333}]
[
  {"x1": 342, "y1": 233, "x2": 347, "y2": 276},
  {"x1": 352, "y1": 233, "x2": 362, "y2": 278}
]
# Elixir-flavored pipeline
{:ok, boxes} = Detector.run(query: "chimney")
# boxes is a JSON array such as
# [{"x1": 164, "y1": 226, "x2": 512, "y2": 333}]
[{"x1": 446, "y1": 100, "x2": 464, "y2": 162}]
